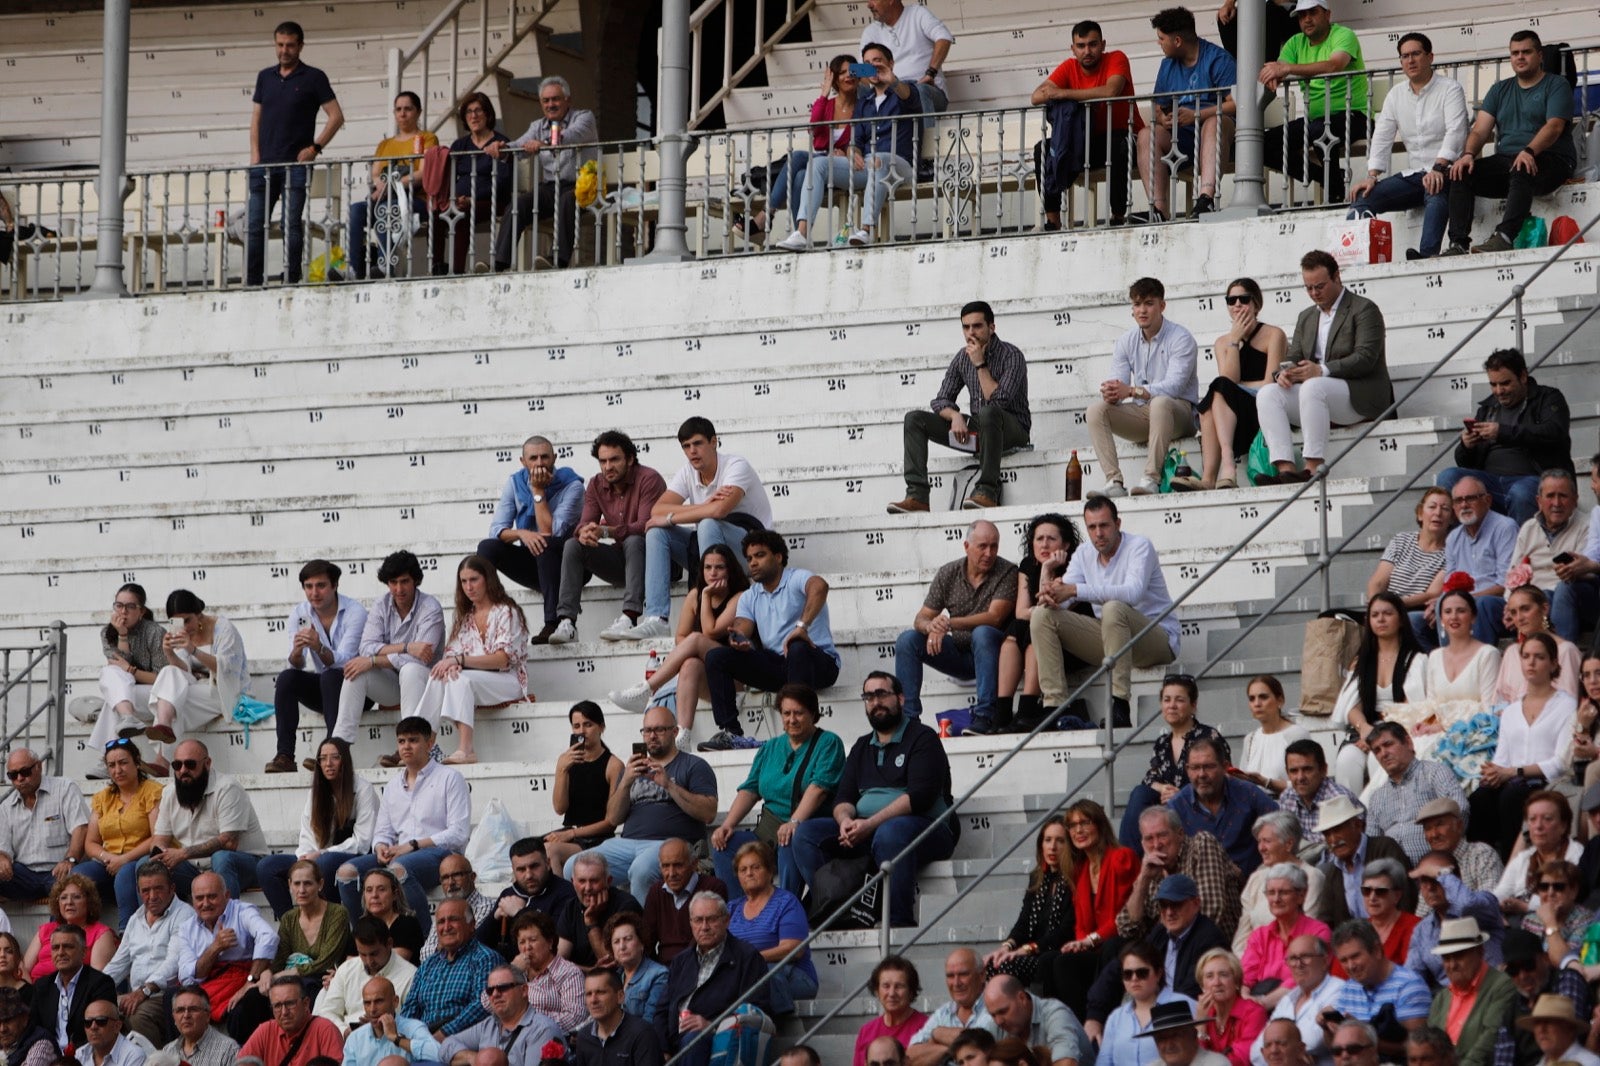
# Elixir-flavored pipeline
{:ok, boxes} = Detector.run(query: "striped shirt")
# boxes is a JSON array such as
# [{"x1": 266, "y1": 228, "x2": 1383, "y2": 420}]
[
  {"x1": 1333, "y1": 962, "x2": 1432, "y2": 1023},
  {"x1": 1379, "y1": 532, "x2": 1446, "y2": 599}
]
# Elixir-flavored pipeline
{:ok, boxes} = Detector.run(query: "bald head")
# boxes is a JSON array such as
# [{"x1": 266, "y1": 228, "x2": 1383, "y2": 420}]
[
  {"x1": 866, "y1": 1035, "x2": 906, "y2": 1066},
  {"x1": 659, "y1": 838, "x2": 694, "y2": 892},
  {"x1": 943, "y1": 947, "x2": 983, "y2": 1008},
  {"x1": 361, "y1": 976, "x2": 398, "y2": 1022}
]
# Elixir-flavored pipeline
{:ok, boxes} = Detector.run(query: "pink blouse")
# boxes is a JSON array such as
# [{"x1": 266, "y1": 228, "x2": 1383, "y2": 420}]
[
  {"x1": 448, "y1": 603, "x2": 528, "y2": 687},
  {"x1": 31, "y1": 920, "x2": 114, "y2": 980}
]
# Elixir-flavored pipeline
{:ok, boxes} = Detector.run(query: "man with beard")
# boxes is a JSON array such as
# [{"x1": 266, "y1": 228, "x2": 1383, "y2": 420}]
[
  {"x1": 176, "y1": 871, "x2": 278, "y2": 1040},
  {"x1": 422, "y1": 853, "x2": 493, "y2": 963},
  {"x1": 552, "y1": 430, "x2": 667, "y2": 643},
  {"x1": 148, "y1": 740, "x2": 268, "y2": 899},
  {"x1": 477, "y1": 837, "x2": 576, "y2": 959},
  {"x1": 791, "y1": 672, "x2": 958, "y2": 927},
  {"x1": 1167, "y1": 736, "x2": 1277, "y2": 876},
  {"x1": 562, "y1": 705, "x2": 717, "y2": 902},
  {"x1": 1030, "y1": 21, "x2": 1142, "y2": 229}
]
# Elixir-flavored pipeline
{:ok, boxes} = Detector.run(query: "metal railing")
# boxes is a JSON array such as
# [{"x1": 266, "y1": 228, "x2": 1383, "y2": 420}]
[
  {"x1": 665, "y1": 212, "x2": 1600, "y2": 1065},
  {"x1": 0, "y1": 623, "x2": 68, "y2": 774},
  {"x1": 688, "y1": 0, "x2": 817, "y2": 129}
]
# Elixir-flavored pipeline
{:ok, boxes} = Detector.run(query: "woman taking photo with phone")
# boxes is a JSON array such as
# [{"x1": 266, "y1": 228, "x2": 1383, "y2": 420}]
[{"x1": 544, "y1": 701, "x2": 624, "y2": 873}]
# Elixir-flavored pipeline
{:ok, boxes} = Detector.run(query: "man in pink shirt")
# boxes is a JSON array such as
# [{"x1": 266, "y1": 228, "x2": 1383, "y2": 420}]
[{"x1": 239, "y1": 976, "x2": 344, "y2": 1066}]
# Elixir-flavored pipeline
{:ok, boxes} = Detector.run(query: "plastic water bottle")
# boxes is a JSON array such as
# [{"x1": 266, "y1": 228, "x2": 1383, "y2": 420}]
[{"x1": 645, "y1": 649, "x2": 659, "y2": 682}]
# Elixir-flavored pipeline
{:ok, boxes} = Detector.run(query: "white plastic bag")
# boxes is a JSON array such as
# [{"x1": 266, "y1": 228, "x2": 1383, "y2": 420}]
[{"x1": 464, "y1": 797, "x2": 522, "y2": 883}]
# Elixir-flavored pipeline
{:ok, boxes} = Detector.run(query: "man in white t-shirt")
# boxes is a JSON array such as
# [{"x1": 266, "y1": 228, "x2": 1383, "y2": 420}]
[
  {"x1": 860, "y1": 0, "x2": 955, "y2": 115},
  {"x1": 622, "y1": 417, "x2": 774, "y2": 640}
]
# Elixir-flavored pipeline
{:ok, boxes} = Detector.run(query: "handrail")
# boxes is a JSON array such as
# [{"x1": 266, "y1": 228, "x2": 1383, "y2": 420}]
[
  {"x1": 687, "y1": 0, "x2": 817, "y2": 129},
  {"x1": 666, "y1": 216, "x2": 1600, "y2": 1064},
  {"x1": 0, "y1": 622, "x2": 68, "y2": 773}
]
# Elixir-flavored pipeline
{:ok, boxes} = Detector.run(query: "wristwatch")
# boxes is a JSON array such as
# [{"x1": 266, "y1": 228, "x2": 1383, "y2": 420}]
[
  {"x1": 531, "y1": 494, "x2": 544, "y2": 504},
  {"x1": 142, "y1": 982, "x2": 161, "y2": 998},
  {"x1": 924, "y1": 66, "x2": 938, "y2": 78},
  {"x1": 408, "y1": 839, "x2": 420, "y2": 851}
]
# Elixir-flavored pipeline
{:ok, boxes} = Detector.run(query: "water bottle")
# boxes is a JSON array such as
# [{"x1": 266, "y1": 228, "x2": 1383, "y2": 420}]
[{"x1": 645, "y1": 649, "x2": 659, "y2": 682}]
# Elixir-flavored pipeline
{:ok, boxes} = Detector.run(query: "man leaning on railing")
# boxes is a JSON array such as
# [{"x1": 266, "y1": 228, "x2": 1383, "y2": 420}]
[
  {"x1": 1259, "y1": 0, "x2": 1367, "y2": 204},
  {"x1": 487, "y1": 76, "x2": 598, "y2": 271}
]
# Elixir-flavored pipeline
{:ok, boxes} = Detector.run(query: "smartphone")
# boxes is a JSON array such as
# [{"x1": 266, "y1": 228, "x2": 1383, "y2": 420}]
[
  {"x1": 1554, "y1": 552, "x2": 1575, "y2": 565},
  {"x1": 632, "y1": 742, "x2": 647, "y2": 757},
  {"x1": 568, "y1": 733, "x2": 583, "y2": 748},
  {"x1": 1462, "y1": 417, "x2": 1478, "y2": 428},
  {"x1": 729, "y1": 630, "x2": 752, "y2": 648},
  {"x1": 848, "y1": 62, "x2": 877, "y2": 78},
  {"x1": 166, "y1": 618, "x2": 186, "y2": 637}
]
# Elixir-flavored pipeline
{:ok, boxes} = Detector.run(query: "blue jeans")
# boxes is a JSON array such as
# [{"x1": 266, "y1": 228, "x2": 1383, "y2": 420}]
[
  {"x1": 1552, "y1": 579, "x2": 1600, "y2": 645},
  {"x1": 791, "y1": 814, "x2": 956, "y2": 927},
  {"x1": 348, "y1": 195, "x2": 425, "y2": 279},
  {"x1": 1349, "y1": 171, "x2": 1450, "y2": 256},
  {"x1": 337, "y1": 847, "x2": 448, "y2": 935},
  {"x1": 246, "y1": 165, "x2": 309, "y2": 286},
  {"x1": 73, "y1": 859, "x2": 140, "y2": 930},
  {"x1": 564, "y1": 838, "x2": 663, "y2": 902},
  {"x1": 643, "y1": 520, "x2": 750, "y2": 621},
  {"x1": 793, "y1": 155, "x2": 869, "y2": 230},
  {"x1": 894, "y1": 624, "x2": 1004, "y2": 722},
  {"x1": 765, "y1": 960, "x2": 818, "y2": 1015},
  {"x1": 767, "y1": 150, "x2": 812, "y2": 214},
  {"x1": 712, "y1": 828, "x2": 803, "y2": 897},
  {"x1": 154, "y1": 853, "x2": 260, "y2": 900},
  {"x1": 257, "y1": 851, "x2": 356, "y2": 918},
  {"x1": 1435, "y1": 468, "x2": 1540, "y2": 527},
  {"x1": 861, "y1": 155, "x2": 914, "y2": 228},
  {"x1": 0, "y1": 863, "x2": 61, "y2": 902},
  {"x1": 1118, "y1": 783, "x2": 1164, "y2": 852}
]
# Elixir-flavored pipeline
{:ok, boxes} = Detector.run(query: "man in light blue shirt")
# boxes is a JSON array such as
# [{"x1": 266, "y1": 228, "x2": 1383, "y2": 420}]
[
  {"x1": 700, "y1": 530, "x2": 840, "y2": 751},
  {"x1": 1438, "y1": 476, "x2": 1518, "y2": 643},
  {"x1": 1032, "y1": 495, "x2": 1180, "y2": 728},
  {"x1": 341, "y1": 975, "x2": 440, "y2": 1066},
  {"x1": 331, "y1": 550, "x2": 446, "y2": 745},
  {"x1": 476, "y1": 435, "x2": 585, "y2": 643},
  {"x1": 983, "y1": 975, "x2": 1096, "y2": 1066},
  {"x1": 908, "y1": 948, "x2": 992, "y2": 1066},
  {"x1": 1137, "y1": 7, "x2": 1237, "y2": 220},
  {"x1": 1086, "y1": 277, "x2": 1200, "y2": 497},
  {"x1": 270, "y1": 559, "x2": 368, "y2": 775},
  {"x1": 102, "y1": 861, "x2": 194, "y2": 1045}
]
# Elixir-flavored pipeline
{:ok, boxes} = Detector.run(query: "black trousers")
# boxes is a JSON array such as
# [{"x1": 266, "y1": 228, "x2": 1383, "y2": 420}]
[{"x1": 273, "y1": 667, "x2": 342, "y2": 759}]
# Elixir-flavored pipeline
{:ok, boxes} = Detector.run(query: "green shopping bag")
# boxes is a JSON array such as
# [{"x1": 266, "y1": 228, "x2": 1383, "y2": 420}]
[{"x1": 1515, "y1": 216, "x2": 1549, "y2": 249}]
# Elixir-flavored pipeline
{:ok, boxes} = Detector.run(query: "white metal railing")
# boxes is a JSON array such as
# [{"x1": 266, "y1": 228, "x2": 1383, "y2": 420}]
[
  {"x1": 688, "y1": 0, "x2": 818, "y2": 129},
  {"x1": 0, "y1": 623, "x2": 68, "y2": 774}
]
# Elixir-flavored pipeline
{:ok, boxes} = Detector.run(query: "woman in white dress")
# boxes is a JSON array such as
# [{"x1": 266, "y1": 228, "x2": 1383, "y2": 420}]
[
  {"x1": 1380, "y1": 588, "x2": 1500, "y2": 765},
  {"x1": 1470, "y1": 632, "x2": 1577, "y2": 859},
  {"x1": 86, "y1": 584, "x2": 165, "y2": 774},
  {"x1": 146, "y1": 589, "x2": 244, "y2": 774},
  {"x1": 1494, "y1": 585, "x2": 1581, "y2": 704},
  {"x1": 1234, "y1": 675, "x2": 1309, "y2": 796},
  {"x1": 1331, "y1": 592, "x2": 1428, "y2": 794}
]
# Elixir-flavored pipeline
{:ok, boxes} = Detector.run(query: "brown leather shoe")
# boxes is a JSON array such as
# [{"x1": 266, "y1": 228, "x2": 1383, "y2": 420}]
[
  {"x1": 962, "y1": 494, "x2": 998, "y2": 510},
  {"x1": 263, "y1": 754, "x2": 298, "y2": 774},
  {"x1": 301, "y1": 757, "x2": 318, "y2": 773},
  {"x1": 377, "y1": 752, "x2": 402, "y2": 769},
  {"x1": 886, "y1": 497, "x2": 930, "y2": 514}
]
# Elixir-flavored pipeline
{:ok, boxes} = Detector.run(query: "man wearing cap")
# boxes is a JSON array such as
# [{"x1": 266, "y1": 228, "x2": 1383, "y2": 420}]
[
  {"x1": 1138, "y1": 1001, "x2": 1232, "y2": 1066},
  {"x1": 1518, "y1": 994, "x2": 1600, "y2": 1066},
  {"x1": 1280, "y1": 741, "x2": 1361, "y2": 860},
  {"x1": 1119, "y1": 807, "x2": 1244, "y2": 941},
  {"x1": 1488, "y1": 928, "x2": 1591, "y2": 1066},
  {"x1": 981, "y1": 975, "x2": 1094, "y2": 1066},
  {"x1": 1413, "y1": 800, "x2": 1502, "y2": 901},
  {"x1": 1248, "y1": 934, "x2": 1345, "y2": 1066},
  {"x1": 1259, "y1": 0, "x2": 1368, "y2": 203},
  {"x1": 1312, "y1": 796, "x2": 1413, "y2": 926},
  {"x1": 1405, "y1": 851, "x2": 1503, "y2": 990},
  {"x1": 1087, "y1": 874, "x2": 1227, "y2": 1040},
  {"x1": 1167, "y1": 737, "x2": 1279, "y2": 877},
  {"x1": 1363, "y1": 725, "x2": 1469, "y2": 864},
  {"x1": 1424, "y1": 917, "x2": 1518, "y2": 1066},
  {"x1": 1328, "y1": 921, "x2": 1430, "y2": 1059}
]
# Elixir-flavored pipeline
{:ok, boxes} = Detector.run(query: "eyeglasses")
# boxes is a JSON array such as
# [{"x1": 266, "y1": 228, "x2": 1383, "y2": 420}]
[
  {"x1": 861, "y1": 689, "x2": 898, "y2": 703},
  {"x1": 171, "y1": 759, "x2": 203, "y2": 771},
  {"x1": 1224, "y1": 294, "x2": 1253, "y2": 306},
  {"x1": 1360, "y1": 885, "x2": 1393, "y2": 896},
  {"x1": 485, "y1": 981, "x2": 521, "y2": 995},
  {"x1": 111, "y1": 601, "x2": 141, "y2": 611},
  {"x1": 84, "y1": 1018, "x2": 116, "y2": 1028},
  {"x1": 270, "y1": 1001, "x2": 304, "y2": 1012},
  {"x1": 1398, "y1": 51, "x2": 1427, "y2": 60},
  {"x1": 1121, "y1": 967, "x2": 1153, "y2": 980},
  {"x1": 1162, "y1": 673, "x2": 1195, "y2": 685},
  {"x1": 4, "y1": 765, "x2": 36, "y2": 781},
  {"x1": 1286, "y1": 953, "x2": 1319, "y2": 964},
  {"x1": 1536, "y1": 881, "x2": 1569, "y2": 892},
  {"x1": 639, "y1": 726, "x2": 674, "y2": 735},
  {"x1": 464, "y1": 106, "x2": 487, "y2": 115},
  {"x1": 171, "y1": 1006, "x2": 208, "y2": 1015},
  {"x1": 1451, "y1": 492, "x2": 1487, "y2": 503},
  {"x1": 1332, "y1": 1046, "x2": 1372, "y2": 1057}
]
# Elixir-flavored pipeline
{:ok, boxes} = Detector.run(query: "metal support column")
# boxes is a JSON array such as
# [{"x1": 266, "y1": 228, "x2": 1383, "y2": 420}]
[
  {"x1": 638, "y1": 0, "x2": 693, "y2": 263},
  {"x1": 88, "y1": 0, "x2": 132, "y2": 296},
  {"x1": 1210, "y1": 0, "x2": 1268, "y2": 219}
]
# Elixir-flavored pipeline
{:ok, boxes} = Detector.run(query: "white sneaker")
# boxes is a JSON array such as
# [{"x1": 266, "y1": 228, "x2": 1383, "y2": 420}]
[
  {"x1": 547, "y1": 618, "x2": 578, "y2": 644},
  {"x1": 67, "y1": 696, "x2": 101, "y2": 724},
  {"x1": 608, "y1": 681, "x2": 652, "y2": 713},
  {"x1": 598, "y1": 615, "x2": 635, "y2": 642},
  {"x1": 1130, "y1": 477, "x2": 1160, "y2": 496},
  {"x1": 623, "y1": 616, "x2": 672, "y2": 640},
  {"x1": 774, "y1": 231, "x2": 809, "y2": 252},
  {"x1": 847, "y1": 229, "x2": 872, "y2": 246}
]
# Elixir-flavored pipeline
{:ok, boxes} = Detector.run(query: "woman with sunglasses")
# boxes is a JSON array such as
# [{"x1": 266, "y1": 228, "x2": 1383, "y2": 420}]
[
  {"x1": 86, "y1": 584, "x2": 165, "y2": 769},
  {"x1": 1331, "y1": 591, "x2": 1426, "y2": 794},
  {"x1": 609, "y1": 543, "x2": 751, "y2": 738},
  {"x1": 147, "y1": 589, "x2": 248, "y2": 775},
  {"x1": 348, "y1": 91, "x2": 440, "y2": 279},
  {"x1": 257, "y1": 737, "x2": 379, "y2": 918},
  {"x1": 72, "y1": 738, "x2": 162, "y2": 930},
  {"x1": 23, "y1": 876, "x2": 117, "y2": 978},
  {"x1": 1172, "y1": 277, "x2": 1286, "y2": 492},
  {"x1": 1099, "y1": 942, "x2": 1197, "y2": 1066},
  {"x1": 357, "y1": 867, "x2": 424, "y2": 962},
  {"x1": 736, "y1": 55, "x2": 861, "y2": 242},
  {"x1": 1520, "y1": 859, "x2": 1590, "y2": 963},
  {"x1": 1119, "y1": 674, "x2": 1230, "y2": 849}
]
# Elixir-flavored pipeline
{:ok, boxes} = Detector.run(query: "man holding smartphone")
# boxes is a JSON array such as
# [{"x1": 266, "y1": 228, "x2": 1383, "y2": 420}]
[
  {"x1": 1507, "y1": 470, "x2": 1590, "y2": 642},
  {"x1": 1551, "y1": 454, "x2": 1600, "y2": 644},
  {"x1": 268, "y1": 560, "x2": 367, "y2": 775}
]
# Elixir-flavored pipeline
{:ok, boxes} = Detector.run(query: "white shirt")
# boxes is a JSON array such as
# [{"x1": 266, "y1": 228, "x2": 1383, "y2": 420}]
[
  {"x1": 859, "y1": 3, "x2": 954, "y2": 92},
  {"x1": 374, "y1": 760, "x2": 472, "y2": 852},
  {"x1": 76, "y1": 1035, "x2": 146, "y2": 1066},
  {"x1": 297, "y1": 773, "x2": 380, "y2": 856},
  {"x1": 1546, "y1": 1043, "x2": 1600, "y2": 1066},
  {"x1": 314, "y1": 952, "x2": 418, "y2": 1034},
  {"x1": 1059, "y1": 531, "x2": 1181, "y2": 654},
  {"x1": 1249, "y1": 974, "x2": 1346, "y2": 1066},
  {"x1": 664, "y1": 452, "x2": 773, "y2": 529},
  {"x1": 1368, "y1": 74, "x2": 1470, "y2": 175},
  {"x1": 1315, "y1": 290, "x2": 1346, "y2": 363},
  {"x1": 1492, "y1": 689, "x2": 1578, "y2": 783},
  {"x1": 102, "y1": 898, "x2": 195, "y2": 991}
]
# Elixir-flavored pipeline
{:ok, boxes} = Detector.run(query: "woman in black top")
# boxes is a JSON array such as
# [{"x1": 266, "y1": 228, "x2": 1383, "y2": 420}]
[
  {"x1": 982, "y1": 816, "x2": 1072, "y2": 988},
  {"x1": 989, "y1": 513, "x2": 1085, "y2": 734},
  {"x1": 1116, "y1": 674, "x2": 1232, "y2": 849},
  {"x1": 544, "y1": 700, "x2": 624, "y2": 874},
  {"x1": 1172, "y1": 277, "x2": 1287, "y2": 492},
  {"x1": 358, "y1": 867, "x2": 424, "y2": 961}
]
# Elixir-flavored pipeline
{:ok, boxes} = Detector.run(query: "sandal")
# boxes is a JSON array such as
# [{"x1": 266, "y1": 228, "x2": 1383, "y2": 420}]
[
  {"x1": 145, "y1": 724, "x2": 177, "y2": 743},
  {"x1": 731, "y1": 212, "x2": 764, "y2": 242},
  {"x1": 442, "y1": 751, "x2": 477, "y2": 765},
  {"x1": 1216, "y1": 476, "x2": 1238, "y2": 490}
]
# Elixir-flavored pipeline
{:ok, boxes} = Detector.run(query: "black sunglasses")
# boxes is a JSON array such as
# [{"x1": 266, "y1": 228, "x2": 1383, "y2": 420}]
[
  {"x1": 171, "y1": 759, "x2": 203, "y2": 772},
  {"x1": 1121, "y1": 967, "x2": 1152, "y2": 980},
  {"x1": 1224, "y1": 293, "x2": 1254, "y2": 306},
  {"x1": 485, "y1": 981, "x2": 521, "y2": 995},
  {"x1": 4, "y1": 766, "x2": 36, "y2": 781},
  {"x1": 84, "y1": 1018, "x2": 116, "y2": 1028}
]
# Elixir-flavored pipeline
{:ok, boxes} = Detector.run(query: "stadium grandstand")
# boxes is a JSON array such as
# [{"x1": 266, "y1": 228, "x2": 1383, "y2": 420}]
[{"x1": 2, "y1": 0, "x2": 1599, "y2": 1063}]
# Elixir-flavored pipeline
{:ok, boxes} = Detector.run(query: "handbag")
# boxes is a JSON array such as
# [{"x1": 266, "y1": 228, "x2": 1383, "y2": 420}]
[
  {"x1": 808, "y1": 854, "x2": 876, "y2": 928},
  {"x1": 1515, "y1": 216, "x2": 1549, "y2": 249},
  {"x1": 1300, "y1": 611, "x2": 1361, "y2": 716}
]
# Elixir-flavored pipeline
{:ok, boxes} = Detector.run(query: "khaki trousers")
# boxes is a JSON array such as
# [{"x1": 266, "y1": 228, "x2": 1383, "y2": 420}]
[
  {"x1": 1031, "y1": 601, "x2": 1176, "y2": 702},
  {"x1": 1085, "y1": 396, "x2": 1196, "y2": 485}
]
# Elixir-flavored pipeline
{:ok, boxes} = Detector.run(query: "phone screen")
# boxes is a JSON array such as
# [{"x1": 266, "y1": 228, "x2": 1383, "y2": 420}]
[{"x1": 632, "y1": 742, "x2": 647, "y2": 757}]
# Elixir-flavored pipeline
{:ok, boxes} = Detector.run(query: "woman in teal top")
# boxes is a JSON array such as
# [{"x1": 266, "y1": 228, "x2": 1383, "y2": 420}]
[{"x1": 709, "y1": 683, "x2": 845, "y2": 894}]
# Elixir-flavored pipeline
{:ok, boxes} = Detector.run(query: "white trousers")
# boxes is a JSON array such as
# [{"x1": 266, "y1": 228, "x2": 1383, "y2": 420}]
[
  {"x1": 89, "y1": 665, "x2": 153, "y2": 749},
  {"x1": 1256, "y1": 375, "x2": 1361, "y2": 463},
  {"x1": 414, "y1": 669, "x2": 525, "y2": 731},
  {"x1": 331, "y1": 663, "x2": 431, "y2": 743},
  {"x1": 147, "y1": 665, "x2": 224, "y2": 758}
]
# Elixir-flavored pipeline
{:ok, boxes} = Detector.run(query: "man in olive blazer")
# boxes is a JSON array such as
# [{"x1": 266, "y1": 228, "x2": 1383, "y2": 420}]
[
  {"x1": 1426, "y1": 917, "x2": 1524, "y2": 1066},
  {"x1": 1256, "y1": 248, "x2": 1392, "y2": 484}
]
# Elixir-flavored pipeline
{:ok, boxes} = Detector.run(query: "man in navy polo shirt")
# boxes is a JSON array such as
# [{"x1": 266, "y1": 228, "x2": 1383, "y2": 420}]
[
  {"x1": 790, "y1": 672, "x2": 958, "y2": 927},
  {"x1": 248, "y1": 21, "x2": 343, "y2": 285}
]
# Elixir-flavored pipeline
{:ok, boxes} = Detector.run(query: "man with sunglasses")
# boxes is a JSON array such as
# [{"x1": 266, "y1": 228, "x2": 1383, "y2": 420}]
[
  {"x1": 1326, "y1": 1020, "x2": 1379, "y2": 1066},
  {"x1": 238, "y1": 976, "x2": 343, "y2": 1066},
  {"x1": 74, "y1": 1000, "x2": 142, "y2": 1066},
  {"x1": 1487, "y1": 929, "x2": 1591, "y2": 1066},
  {"x1": 1403, "y1": 851, "x2": 1503, "y2": 991},
  {"x1": 148, "y1": 740, "x2": 268, "y2": 901},
  {"x1": 437, "y1": 963, "x2": 561, "y2": 1066},
  {"x1": 0, "y1": 748, "x2": 90, "y2": 901},
  {"x1": 1423, "y1": 918, "x2": 1518, "y2": 1066},
  {"x1": 790, "y1": 672, "x2": 958, "y2": 928}
]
